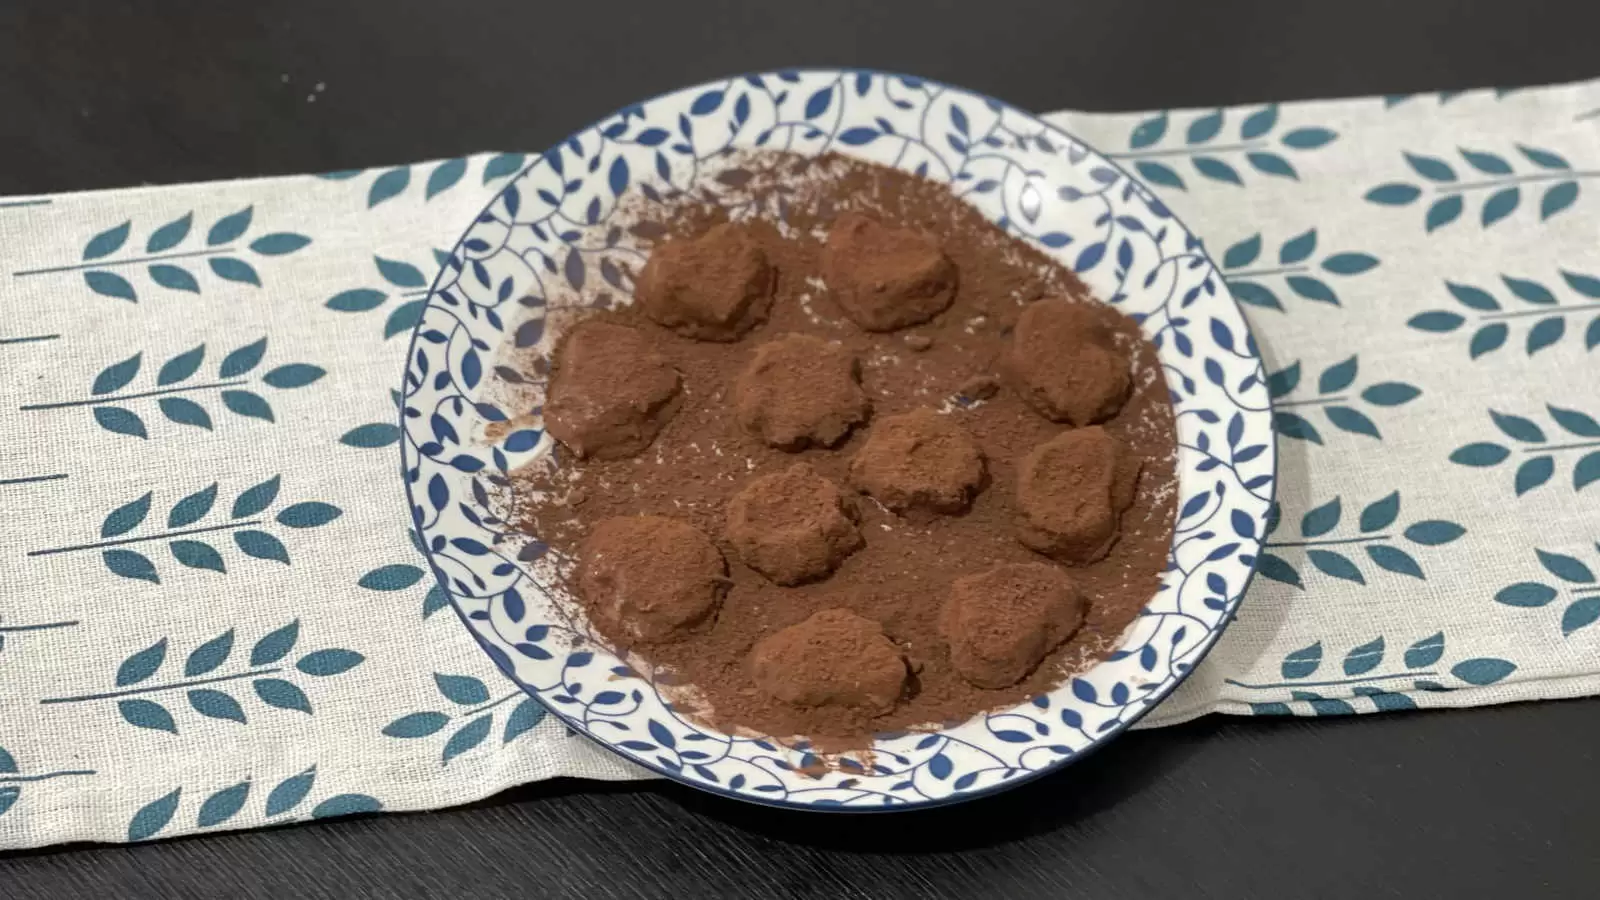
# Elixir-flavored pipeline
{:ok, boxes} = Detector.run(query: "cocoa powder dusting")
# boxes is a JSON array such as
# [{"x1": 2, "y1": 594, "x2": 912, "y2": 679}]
[{"x1": 507, "y1": 152, "x2": 1177, "y2": 753}]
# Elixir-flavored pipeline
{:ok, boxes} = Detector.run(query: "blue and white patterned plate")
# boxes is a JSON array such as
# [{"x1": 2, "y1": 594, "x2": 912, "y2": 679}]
[{"x1": 400, "y1": 70, "x2": 1275, "y2": 810}]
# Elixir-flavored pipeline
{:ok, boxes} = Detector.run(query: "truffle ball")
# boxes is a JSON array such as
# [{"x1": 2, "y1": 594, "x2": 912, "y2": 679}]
[
  {"x1": 735, "y1": 334, "x2": 870, "y2": 450},
  {"x1": 577, "y1": 516, "x2": 728, "y2": 645},
  {"x1": 1005, "y1": 297, "x2": 1132, "y2": 426},
  {"x1": 727, "y1": 463, "x2": 864, "y2": 585},
  {"x1": 750, "y1": 609, "x2": 908, "y2": 714},
  {"x1": 940, "y1": 563, "x2": 1086, "y2": 689},
  {"x1": 849, "y1": 408, "x2": 986, "y2": 518},
  {"x1": 545, "y1": 320, "x2": 682, "y2": 460},
  {"x1": 1015, "y1": 426, "x2": 1141, "y2": 564},
  {"x1": 822, "y1": 213, "x2": 957, "y2": 332},
  {"x1": 635, "y1": 223, "x2": 776, "y2": 341}
]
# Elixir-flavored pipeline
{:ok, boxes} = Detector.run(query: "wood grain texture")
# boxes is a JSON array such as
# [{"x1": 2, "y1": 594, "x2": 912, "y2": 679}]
[{"x1": 2, "y1": 1, "x2": 1599, "y2": 896}]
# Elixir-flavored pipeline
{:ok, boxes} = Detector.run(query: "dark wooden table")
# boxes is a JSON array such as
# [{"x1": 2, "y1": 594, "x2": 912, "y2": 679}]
[{"x1": 3, "y1": 2, "x2": 1598, "y2": 897}]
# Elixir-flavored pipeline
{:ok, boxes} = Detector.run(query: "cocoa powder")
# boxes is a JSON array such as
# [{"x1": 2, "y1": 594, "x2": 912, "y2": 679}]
[{"x1": 509, "y1": 152, "x2": 1177, "y2": 752}]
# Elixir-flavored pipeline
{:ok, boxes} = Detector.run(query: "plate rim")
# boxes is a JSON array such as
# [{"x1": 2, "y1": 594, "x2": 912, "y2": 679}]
[{"x1": 398, "y1": 67, "x2": 1276, "y2": 813}]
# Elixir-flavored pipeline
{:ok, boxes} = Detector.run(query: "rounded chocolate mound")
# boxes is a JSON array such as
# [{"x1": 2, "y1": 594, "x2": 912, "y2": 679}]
[
  {"x1": 1005, "y1": 297, "x2": 1131, "y2": 426},
  {"x1": 750, "y1": 609, "x2": 907, "y2": 714},
  {"x1": 940, "y1": 563, "x2": 1086, "y2": 689},
  {"x1": 822, "y1": 212, "x2": 957, "y2": 332},
  {"x1": 635, "y1": 223, "x2": 776, "y2": 341},
  {"x1": 577, "y1": 516, "x2": 728, "y2": 645},
  {"x1": 727, "y1": 463, "x2": 863, "y2": 585},
  {"x1": 545, "y1": 320, "x2": 682, "y2": 460},
  {"x1": 1015, "y1": 426, "x2": 1141, "y2": 564},
  {"x1": 735, "y1": 334, "x2": 870, "y2": 450},
  {"x1": 849, "y1": 408, "x2": 985, "y2": 518}
]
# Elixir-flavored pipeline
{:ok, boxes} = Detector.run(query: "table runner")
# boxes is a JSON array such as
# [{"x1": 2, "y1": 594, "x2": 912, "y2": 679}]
[{"x1": 3, "y1": 77, "x2": 1598, "y2": 850}]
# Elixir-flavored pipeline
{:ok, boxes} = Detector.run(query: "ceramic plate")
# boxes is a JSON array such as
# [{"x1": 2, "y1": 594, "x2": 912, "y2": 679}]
[{"x1": 399, "y1": 70, "x2": 1275, "y2": 810}]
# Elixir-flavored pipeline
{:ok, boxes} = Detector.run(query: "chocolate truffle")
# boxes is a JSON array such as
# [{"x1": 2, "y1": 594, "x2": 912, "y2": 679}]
[
  {"x1": 1005, "y1": 297, "x2": 1131, "y2": 426},
  {"x1": 735, "y1": 334, "x2": 870, "y2": 450},
  {"x1": 940, "y1": 563, "x2": 1086, "y2": 689},
  {"x1": 822, "y1": 212, "x2": 957, "y2": 332},
  {"x1": 1015, "y1": 426, "x2": 1141, "y2": 564},
  {"x1": 544, "y1": 320, "x2": 682, "y2": 460},
  {"x1": 635, "y1": 223, "x2": 776, "y2": 341},
  {"x1": 727, "y1": 463, "x2": 864, "y2": 585},
  {"x1": 577, "y1": 516, "x2": 728, "y2": 644},
  {"x1": 849, "y1": 408, "x2": 986, "y2": 518},
  {"x1": 750, "y1": 609, "x2": 907, "y2": 714}
]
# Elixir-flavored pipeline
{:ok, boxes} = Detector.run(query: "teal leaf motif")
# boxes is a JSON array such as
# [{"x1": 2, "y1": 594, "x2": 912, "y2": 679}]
[
  {"x1": 368, "y1": 167, "x2": 411, "y2": 208},
  {"x1": 234, "y1": 530, "x2": 288, "y2": 563},
  {"x1": 207, "y1": 207, "x2": 253, "y2": 245},
  {"x1": 1318, "y1": 356, "x2": 1357, "y2": 394},
  {"x1": 168, "y1": 483, "x2": 218, "y2": 528},
  {"x1": 423, "y1": 584, "x2": 449, "y2": 619},
  {"x1": 262, "y1": 364, "x2": 326, "y2": 389},
  {"x1": 1342, "y1": 637, "x2": 1385, "y2": 675},
  {"x1": 1404, "y1": 521, "x2": 1466, "y2": 545},
  {"x1": 340, "y1": 423, "x2": 401, "y2": 448},
  {"x1": 1362, "y1": 383, "x2": 1420, "y2": 406},
  {"x1": 171, "y1": 540, "x2": 225, "y2": 573},
  {"x1": 188, "y1": 689, "x2": 246, "y2": 724},
  {"x1": 1549, "y1": 405, "x2": 1600, "y2": 437},
  {"x1": 384, "y1": 300, "x2": 425, "y2": 339},
  {"x1": 1471, "y1": 324, "x2": 1508, "y2": 358},
  {"x1": 1449, "y1": 282, "x2": 1500, "y2": 310},
  {"x1": 426, "y1": 158, "x2": 467, "y2": 199},
  {"x1": 219, "y1": 338, "x2": 268, "y2": 377},
  {"x1": 1491, "y1": 410, "x2": 1545, "y2": 443},
  {"x1": 197, "y1": 781, "x2": 250, "y2": 828},
  {"x1": 1366, "y1": 544, "x2": 1424, "y2": 579},
  {"x1": 232, "y1": 476, "x2": 281, "y2": 518},
  {"x1": 1192, "y1": 156, "x2": 1241, "y2": 185},
  {"x1": 1229, "y1": 281, "x2": 1280, "y2": 310},
  {"x1": 1537, "y1": 549, "x2": 1595, "y2": 584},
  {"x1": 1451, "y1": 658, "x2": 1516, "y2": 686},
  {"x1": 1505, "y1": 275, "x2": 1559, "y2": 303},
  {"x1": 296, "y1": 649, "x2": 364, "y2": 677},
  {"x1": 1562, "y1": 598, "x2": 1600, "y2": 636},
  {"x1": 1365, "y1": 184, "x2": 1421, "y2": 205},
  {"x1": 483, "y1": 153, "x2": 527, "y2": 182},
  {"x1": 1281, "y1": 127, "x2": 1336, "y2": 149},
  {"x1": 1541, "y1": 182, "x2": 1578, "y2": 220},
  {"x1": 1255, "y1": 552, "x2": 1302, "y2": 588},
  {"x1": 1279, "y1": 229, "x2": 1316, "y2": 264},
  {"x1": 209, "y1": 257, "x2": 261, "y2": 286},
  {"x1": 146, "y1": 214, "x2": 192, "y2": 253},
  {"x1": 1495, "y1": 582, "x2": 1557, "y2": 608},
  {"x1": 117, "y1": 638, "x2": 168, "y2": 685},
  {"x1": 1575, "y1": 452, "x2": 1600, "y2": 491},
  {"x1": 158, "y1": 345, "x2": 205, "y2": 385},
  {"x1": 443, "y1": 715, "x2": 493, "y2": 764},
  {"x1": 127, "y1": 788, "x2": 181, "y2": 842},
  {"x1": 1519, "y1": 144, "x2": 1570, "y2": 169},
  {"x1": 1404, "y1": 152, "x2": 1457, "y2": 182},
  {"x1": 1186, "y1": 109, "x2": 1223, "y2": 144},
  {"x1": 93, "y1": 406, "x2": 146, "y2": 437},
  {"x1": 311, "y1": 794, "x2": 382, "y2": 819},
  {"x1": 1322, "y1": 253, "x2": 1379, "y2": 275},
  {"x1": 1325, "y1": 406, "x2": 1379, "y2": 438},
  {"x1": 222, "y1": 390, "x2": 274, "y2": 421},
  {"x1": 1309, "y1": 549, "x2": 1365, "y2": 584},
  {"x1": 251, "y1": 621, "x2": 300, "y2": 666},
  {"x1": 119, "y1": 699, "x2": 177, "y2": 733},
  {"x1": 84, "y1": 221, "x2": 131, "y2": 260},
  {"x1": 383, "y1": 712, "x2": 449, "y2": 738},
  {"x1": 1426, "y1": 196, "x2": 1463, "y2": 231},
  {"x1": 1563, "y1": 270, "x2": 1600, "y2": 297},
  {"x1": 1359, "y1": 492, "x2": 1400, "y2": 531},
  {"x1": 1459, "y1": 148, "x2": 1512, "y2": 174},
  {"x1": 375, "y1": 256, "x2": 426, "y2": 288},
  {"x1": 1133, "y1": 161, "x2": 1184, "y2": 189},
  {"x1": 1240, "y1": 104, "x2": 1278, "y2": 139},
  {"x1": 1265, "y1": 362, "x2": 1300, "y2": 398},
  {"x1": 1404, "y1": 632, "x2": 1445, "y2": 668},
  {"x1": 435, "y1": 673, "x2": 490, "y2": 705},
  {"x1": 93, "y1": 352, "x2": 143, "y2": 395},
  {"x1": 1450, "y1": 442, "x2": 1510, "y2": 466},
  {"x1": 504, "y1": 698, "x2": 547, "y2": 743},
  {"x1": 1515, "y1": 456, "x2": 1555, "y2": 495},
  {"x1": 149, "y1": 265, "x2": 199, "y2": 293},
  {"x1": 276, "y1": 502, "x2": 341, "y2": 528},
  {"x1": 1281, "y1": 642, "x2": 1322, "y2": 679},
  {"x1": 1127, "y1": 112, "x2": 1167, "y2": 149},
  {"x1": 103, "y1": 492, "x2": 153, "y2": 538},
  {"x1": 253, "y1": 679, "x2": 311, "y2": 713},
  {"x1": 1301, "y1": 497, "x2": 1341, "y2": 537},
  {"x1": 1408, "y1": 311, "x2": 1465, "y2": 332},
  {"x1": 1527, "y1": 317, "x2": 1565, "y2": 355},
  {"x1": 1286, "y1": 275, "x2": 1336, "y2": 304},
  {"x1": 326, "y1": 288, "x2": 387, "y2": 312},
  {"x1": 1481, "y1": 187, "x2": 1520, "y2": 226},
  {"x1": 0, "y1": 747, "x2": 15, "y2": 773},
  {"x1": 358, "y1": 564, "x2": 425, "y2": 591},
  {"x1": 85, "y1": 271, "x2": 137, "y2": 301},
  {"x1": 1246, "y1": 151, "x2": 1296, "y2": 179},
  {"x1": 104, "y1": 549, "x2": 159, "y2": 583},
  {"x1": 185, "y1": 629, "x2": 234, "y2": 676},
  {"x1": 248, "y1": 233, "x2": 311, "y2": 256},
  {"x1": 158, "y1": 397, "x2": 211, "y2": 430},
  {"x1": 265, "y1": 767, "x2": 316, "y2": 817},
  {"x1": 1222, "y1": 235, "x2": 1260, "y2": 269}
]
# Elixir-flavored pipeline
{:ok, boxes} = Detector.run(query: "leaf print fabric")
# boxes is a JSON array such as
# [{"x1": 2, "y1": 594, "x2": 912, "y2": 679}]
[{"x1": 5, "y1": 78, "x2": 1600, "y2": 850}]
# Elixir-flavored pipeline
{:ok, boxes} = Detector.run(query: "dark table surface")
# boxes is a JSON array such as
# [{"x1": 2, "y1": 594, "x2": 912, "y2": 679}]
[{"x1": 3, "y1": 2, "x2": 1599, "y2": 897}]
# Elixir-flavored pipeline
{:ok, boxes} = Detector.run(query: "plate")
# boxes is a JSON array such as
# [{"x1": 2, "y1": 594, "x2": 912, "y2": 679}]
[{"x1": 399, "y1": 70, "x2": 1275, "y2": 810}]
